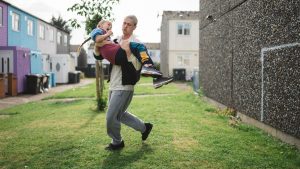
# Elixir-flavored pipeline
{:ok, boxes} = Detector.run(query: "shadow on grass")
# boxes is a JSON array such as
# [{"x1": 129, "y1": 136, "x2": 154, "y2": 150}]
[
  {"x1": 80, "y1": 106, "x2": 105, "y2": 129},
  {"x1": 0, "y1": 111, "x2": 20, "y2": 115},
  {"x1": 101, "y1": 143, "x2": 153, "y2": 169}
]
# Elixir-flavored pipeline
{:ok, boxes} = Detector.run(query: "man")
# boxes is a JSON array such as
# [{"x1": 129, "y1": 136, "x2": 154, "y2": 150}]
[
  {"x1": 103, "y1": 15, "x2": 153, "y2": 150},
  {"x1": 92, "y1": 19, "x2": 173, "y2": 88}
]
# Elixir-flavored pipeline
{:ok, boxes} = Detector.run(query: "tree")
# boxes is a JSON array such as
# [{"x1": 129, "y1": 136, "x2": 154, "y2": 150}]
[
  {"x1": 67, "y1": 0, "x2": 119, "y2": 111},
  {"x1": 50, "y1": 15, "x2": 71, "y2": 33},
  {"x1": 77, "y1": 47, "x2": 87, "y2": 68},
  {"x1": 67, "y1": 0, "x2": 119, "y2": 34}
]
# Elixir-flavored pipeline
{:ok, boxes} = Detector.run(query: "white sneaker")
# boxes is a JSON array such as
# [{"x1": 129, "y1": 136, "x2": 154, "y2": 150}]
[
  {"x1": 141, "y1": 66, "x2": 163, "y2": 78},
  {"x1": 153, "y1": 77, "x2": 173, "y2": 89}
]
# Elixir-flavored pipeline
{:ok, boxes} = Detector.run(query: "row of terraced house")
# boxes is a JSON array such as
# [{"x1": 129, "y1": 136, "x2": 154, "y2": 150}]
[{"x1": 0, "y1": 0, "x2": 78, "y2": 98}]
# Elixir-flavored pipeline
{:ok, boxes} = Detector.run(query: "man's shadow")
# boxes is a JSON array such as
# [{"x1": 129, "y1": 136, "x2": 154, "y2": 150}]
[{"x1": 101, "y1": 143, "x2": 153, "y2": 169}]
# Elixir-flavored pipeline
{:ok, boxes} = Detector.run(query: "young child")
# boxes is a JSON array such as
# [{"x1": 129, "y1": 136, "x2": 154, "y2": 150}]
[{"x1": 91, "y1": 20, "x2": 173, "y2": 88}]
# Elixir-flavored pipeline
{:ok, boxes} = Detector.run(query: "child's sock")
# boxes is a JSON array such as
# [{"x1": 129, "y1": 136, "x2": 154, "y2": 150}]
[{"x1": 140, "y1": 51, "x2": 149, "y2": 63}]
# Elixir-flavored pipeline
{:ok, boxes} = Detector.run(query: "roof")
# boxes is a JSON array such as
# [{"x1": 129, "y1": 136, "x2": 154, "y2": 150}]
[
  {"x1": 162, "y1": 11, "x2": 200, "y2": 20},
  {"x1": 143, "y1": 43, "x2": 160, "y2": 50},
  {"x1": 70, "y1": 45, "x2": 81, "y2": 52},
  {"x1": 1, "y1": 0, "x2": 70, "y2": 34}
]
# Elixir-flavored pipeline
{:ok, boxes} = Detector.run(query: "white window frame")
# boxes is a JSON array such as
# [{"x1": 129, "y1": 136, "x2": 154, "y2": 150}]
[
  {"x1": 177, "y1": 55, "x2": 190, "y2": 66},
  {"x1": 57, "y1": 32, "x2": 61, "y2": 44},
  {"x1": 0, "y1": 7, "x2": 3, "y2": 26},
  {"x1": 63, "y1": 34, "x2": 67, "y2": 46},
  {"x1": 177, "y1": 22, "x2": 191, "y2": 36},
  {"x1": 39, "y1": 24, "x2": 45, "y2": 39},
  {"x1": 12, "y1": 12, "x2": 20, "y2": 31},
  {"x1": 27, "y1": 19, "x2": 33, "y2": 36},
  {"x1": 49, "y1": 28, "x2": 54, "y2": 42}
]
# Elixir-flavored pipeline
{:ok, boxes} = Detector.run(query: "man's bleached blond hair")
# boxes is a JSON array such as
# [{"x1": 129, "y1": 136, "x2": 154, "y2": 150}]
[{"x1": 125, "y1": 15, "x2": 138, "y2": 26}]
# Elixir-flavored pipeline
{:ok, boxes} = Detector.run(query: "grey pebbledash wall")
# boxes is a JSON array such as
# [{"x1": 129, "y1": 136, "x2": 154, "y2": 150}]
[{"x1": 199, "y1": 0, "x2": 300, "y2": 138}]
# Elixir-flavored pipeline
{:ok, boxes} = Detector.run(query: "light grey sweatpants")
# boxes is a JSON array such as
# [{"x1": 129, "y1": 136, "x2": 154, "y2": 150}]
[{"x1": 106, "y1": 90, "x2": 146, "y2": 144}]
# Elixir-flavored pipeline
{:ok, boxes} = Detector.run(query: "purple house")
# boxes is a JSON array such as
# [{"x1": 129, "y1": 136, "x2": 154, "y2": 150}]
[
  {"x1": 0, "y1": 1, "x2": 8, "y2": 46},
  {"x1": 0, "y1": 46, "x2": 30, "y2": 93}
]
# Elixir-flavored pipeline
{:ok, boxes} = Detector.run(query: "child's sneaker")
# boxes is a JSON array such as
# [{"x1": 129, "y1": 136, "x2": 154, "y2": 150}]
[
  {"x1": 153, "y1": 77, "x2": 173, "y2": 89},
  {"x1": 141, "y1": 66, "x2": 163, "y2": 78}
]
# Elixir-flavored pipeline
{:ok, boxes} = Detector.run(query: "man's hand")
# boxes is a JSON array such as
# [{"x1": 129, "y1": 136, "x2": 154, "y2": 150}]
[{"x1": 120, "y1": 40, "x2": 132, "y2": 58}]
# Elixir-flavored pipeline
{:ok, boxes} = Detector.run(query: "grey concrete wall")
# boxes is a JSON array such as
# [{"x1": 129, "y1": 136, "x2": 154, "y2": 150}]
[
  {"x1": 199, "y1": 0, "x2": 300, "y2": 138},
  {"x1": 160, "y1": 12, "x2": 169, "y2": 75}
]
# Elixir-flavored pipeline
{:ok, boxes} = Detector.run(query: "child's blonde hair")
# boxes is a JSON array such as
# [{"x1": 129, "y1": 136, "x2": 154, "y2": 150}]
[{"x1": 97, "y1": 20, "x2": 112, "y2": 30}]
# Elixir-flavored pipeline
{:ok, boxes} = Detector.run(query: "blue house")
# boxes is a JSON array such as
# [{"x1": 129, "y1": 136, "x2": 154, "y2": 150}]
[
  {"x1": 7, "y1": 5, "x2": 43, "y2": 74},
  {"x1": 7, "y1": 5, "x2": 37, "y2": 50},
  {"x1": 1, "y1": 1, "x2": 73, "y2": 94}
]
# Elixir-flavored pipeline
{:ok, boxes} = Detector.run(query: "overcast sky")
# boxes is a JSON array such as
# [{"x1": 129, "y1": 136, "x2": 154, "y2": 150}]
[{"x1": 8, "y1": 0, "x2": 199, "y2": 44}]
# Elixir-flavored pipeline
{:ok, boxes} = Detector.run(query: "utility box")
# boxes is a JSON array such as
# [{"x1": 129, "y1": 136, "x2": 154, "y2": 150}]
[
  {"x1": 192, "y1": 70, "x2": 200, "y2": 92},
  {"x1": 50, "y1": 54, "x2": 74, "y2": 84},
  {"x1": 8, "y1": 73, "x2": 17, "y2": 96}
]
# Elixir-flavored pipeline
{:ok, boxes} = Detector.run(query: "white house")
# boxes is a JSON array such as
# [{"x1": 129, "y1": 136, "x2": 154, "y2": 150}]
[
  {"x1": 160, "y1": 11, "x2": 199, "y2": 80},
  {"x1": 144, "y1": 43, "x2": 160, "y2": 64}
]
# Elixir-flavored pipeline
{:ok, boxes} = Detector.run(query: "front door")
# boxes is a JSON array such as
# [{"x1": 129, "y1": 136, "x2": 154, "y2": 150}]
[{"x1": 0, "y1": 50, "x2": 14, "y2": 93}]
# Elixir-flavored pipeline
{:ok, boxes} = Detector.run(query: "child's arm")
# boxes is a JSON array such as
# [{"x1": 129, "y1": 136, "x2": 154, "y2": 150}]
[
  {"x1": 95, "y1": 30, "x2": 113, "y2": 43},
  {"x1": 90, "y1": 28, "x2": 112, "y2": 42},
  {"x1": 95, "y1": 41, "x2": 111, "y2": 47}
]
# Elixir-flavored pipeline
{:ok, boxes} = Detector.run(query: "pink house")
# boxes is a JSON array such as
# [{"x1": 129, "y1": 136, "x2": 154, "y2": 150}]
[{"x1": 0, "y1": 1, "x2": 8, "y2": 46}]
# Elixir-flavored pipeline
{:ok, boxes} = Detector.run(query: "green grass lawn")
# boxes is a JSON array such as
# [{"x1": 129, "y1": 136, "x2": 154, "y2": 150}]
[{"x1": 0, "y1": 77, "x2": 299, "y2": 169}]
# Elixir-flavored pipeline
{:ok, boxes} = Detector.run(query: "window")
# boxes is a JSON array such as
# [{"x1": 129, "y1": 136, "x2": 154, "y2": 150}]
[
  {"x1": 177, "y1": 55, "x2": 190, "y2": 66},
  {"x1": 49, "y1": 28, "x2": 54, "y2": 42},
  {"x1": 64, "y1": 35, "x2": 67, "y2": 46},
  {"x1": 183, "y1": 23, "x2": 190, "y2": 35},
  {"x1": 177, "y1": 23, "x2": 191, "y2": 35},
  {"x1": 57, "y1": 32, "x2": 61, "y2": 44},
  {"x1": 39, "y1": 24, "x2": 45, "y2": 39},
  {"x1": 27, "y1": 20, "x2": 33, "y2": 36},
  {"x1": 12, "y1": 12, "x2": 20, "y2": 31},
  {"x1": 177, "y1": 23, "x2": 183, "y2": 35},
  {"x1": 0, "y1": 7, "x2": 3, "y2": 26}
]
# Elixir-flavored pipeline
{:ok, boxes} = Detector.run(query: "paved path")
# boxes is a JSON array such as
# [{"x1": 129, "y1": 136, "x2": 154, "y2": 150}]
[{"x1": 0, "y1": 78, "x2": 94, "y2": 111}]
